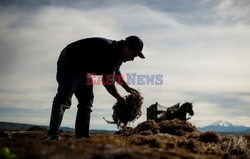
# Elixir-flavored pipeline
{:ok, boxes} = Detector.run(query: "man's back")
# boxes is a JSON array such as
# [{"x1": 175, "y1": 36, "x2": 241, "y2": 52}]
[{"x1": 59, "y1": 37, "x2": 123, "y2": 74}]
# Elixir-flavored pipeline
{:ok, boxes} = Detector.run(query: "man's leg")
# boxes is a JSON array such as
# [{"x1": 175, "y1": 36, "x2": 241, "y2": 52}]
[
  {"x1": 74, "y1": 76, "x2": 94, "y2": 138},
  {"x1": 48, "y1": 70, "x2": 82, "y2": 139}
]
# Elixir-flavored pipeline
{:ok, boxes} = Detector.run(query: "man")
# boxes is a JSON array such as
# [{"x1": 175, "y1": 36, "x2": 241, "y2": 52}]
[{"x1": 48, "y1": 36, "x2": 145, "y2": 139}]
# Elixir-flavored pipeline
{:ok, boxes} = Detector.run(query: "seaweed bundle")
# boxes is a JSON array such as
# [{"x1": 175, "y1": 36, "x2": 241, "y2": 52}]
[{"x1": 104, "y1": 91, "x2": 143, "y2": 129}]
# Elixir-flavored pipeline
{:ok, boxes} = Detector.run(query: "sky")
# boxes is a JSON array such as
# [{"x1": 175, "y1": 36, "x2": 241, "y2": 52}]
[{"x1": 0, "y1": 0, "x2": 250, "y2": 130}]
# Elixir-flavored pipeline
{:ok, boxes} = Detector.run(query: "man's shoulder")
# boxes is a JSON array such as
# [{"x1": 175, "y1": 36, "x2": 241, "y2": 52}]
[{"x1": 72, "y1": 37, "x2": 114, "y2": 45}]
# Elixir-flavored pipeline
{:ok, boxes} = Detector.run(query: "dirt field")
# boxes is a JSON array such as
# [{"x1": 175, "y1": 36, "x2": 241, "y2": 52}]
[{"x1": 1, "y1": 119, "x2": 249, "y2": 159}]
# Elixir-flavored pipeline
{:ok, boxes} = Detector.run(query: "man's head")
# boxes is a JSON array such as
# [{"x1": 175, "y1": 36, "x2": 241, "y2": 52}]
[{"x1": 122, "y1": 36, "x2": 145, "y2": 62}]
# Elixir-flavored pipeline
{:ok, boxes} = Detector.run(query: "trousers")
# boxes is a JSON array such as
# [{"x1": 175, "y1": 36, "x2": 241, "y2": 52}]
[{"x1": 48, "y1": 58, "x2": 94, "y2": 137}]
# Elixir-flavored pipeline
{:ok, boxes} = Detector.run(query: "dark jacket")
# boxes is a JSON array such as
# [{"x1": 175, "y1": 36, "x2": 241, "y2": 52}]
[{"x1": 58, "y1": 37, "x2": 123, "y2": 76}]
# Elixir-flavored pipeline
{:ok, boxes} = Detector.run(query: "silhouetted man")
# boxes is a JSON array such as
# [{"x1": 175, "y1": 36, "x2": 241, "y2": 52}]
[{"x1": 48, "y1": 36, "x2": 145, "y2": 139}]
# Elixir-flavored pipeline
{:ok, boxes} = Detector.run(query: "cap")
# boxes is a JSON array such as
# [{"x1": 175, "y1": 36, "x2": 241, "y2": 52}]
[{"x1": 125, "y1": 36, "x2": 145, "y2": 59}]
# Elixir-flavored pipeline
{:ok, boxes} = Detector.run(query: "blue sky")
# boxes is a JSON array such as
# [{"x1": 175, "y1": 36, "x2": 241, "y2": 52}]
[{"x1": 0, "y1": 0, "x2": 250, "y2": 130}]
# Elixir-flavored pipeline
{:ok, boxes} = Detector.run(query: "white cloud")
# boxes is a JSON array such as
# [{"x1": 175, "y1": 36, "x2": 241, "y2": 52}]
[
  {"x1": 213, "y1": 0, "x2": 250, "y2": 24},
  {"x1": 1, "y1": 1, "x2": 250, "y2": 128}
]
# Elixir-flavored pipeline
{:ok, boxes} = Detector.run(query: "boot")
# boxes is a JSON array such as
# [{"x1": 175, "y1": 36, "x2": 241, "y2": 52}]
[
  {"x1": 75, "y1": 107, "x2": 91, "y2": 138},
  {"x1": 48, "y1": 104, "x2": 66, "y2": 140}
]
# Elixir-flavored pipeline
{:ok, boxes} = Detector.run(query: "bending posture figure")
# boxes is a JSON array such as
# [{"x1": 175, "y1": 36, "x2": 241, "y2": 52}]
[{"x1": 48, "y1": 36, "x2": 145, "y2": 139}]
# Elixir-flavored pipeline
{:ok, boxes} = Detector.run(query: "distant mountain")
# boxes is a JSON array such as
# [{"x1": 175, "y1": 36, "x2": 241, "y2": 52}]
[
  {"x1": 0, "y1": 121, "x2": 35, "y2": 130},
  {"x1": 0, "y1": 121, "x2": 74, "y2": 132},
  {"x1": 210, "y1": 121, "x2": 234, "y2": 127},
  {"x1": 0, "y1": 121, "x2": 115, "y2": 134},
  {"x1": 198, "y1": 120, "x2": 250, "y2": 134}
]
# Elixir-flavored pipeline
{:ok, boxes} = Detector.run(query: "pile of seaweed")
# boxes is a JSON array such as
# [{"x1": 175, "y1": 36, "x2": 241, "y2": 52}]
[
  {"x1": 104, "y1": 91, "x2": 143, "y2": 128},
  {"x1": 115, "y1": 119, "x2": 198, "y2": 136},
  {"x1": 114, "y1": 120, "x2": 250, "y2": 158}
]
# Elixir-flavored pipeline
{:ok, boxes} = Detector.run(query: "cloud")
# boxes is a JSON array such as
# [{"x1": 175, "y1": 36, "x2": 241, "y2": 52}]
[
  {"x1": 0, "y1": 0, "x2": 250, "y2": 129},
  {"x1": 213, "y1": 0, "x2": 250, "y2": 24}
]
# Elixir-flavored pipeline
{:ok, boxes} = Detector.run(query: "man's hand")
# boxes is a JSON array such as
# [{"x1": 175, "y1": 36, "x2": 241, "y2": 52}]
[
  {"x1": 125, "y1": 87, "x2": 138, "y2": 94},
  {"x1": 117, "y1": 96, "x2": 126, "y2": 103},
  {"x1": 117, "y1": 74, "x2": 138, "y2": 95}
]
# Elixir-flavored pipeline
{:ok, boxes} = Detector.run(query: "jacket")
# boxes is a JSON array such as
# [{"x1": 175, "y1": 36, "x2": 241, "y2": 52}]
[{"x1": 58, "y1": 37, "x2": 123, "y2": 76}]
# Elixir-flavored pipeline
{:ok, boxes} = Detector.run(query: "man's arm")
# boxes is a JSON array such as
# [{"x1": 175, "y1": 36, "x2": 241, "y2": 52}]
[
  {"x1": 102, "y1": 73, "x2": 125, "y2": 102},
  {"x1": 103, "y1": 84, "x2": 125, "y2": 102},
  {"x1": 116, "y1": 74, "x2": 138, "y2": 94}
]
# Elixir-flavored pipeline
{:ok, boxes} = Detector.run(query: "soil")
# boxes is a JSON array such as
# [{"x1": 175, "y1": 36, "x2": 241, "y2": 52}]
[{"x1": 1, "y1": 119, "x2": 249, "y2": 159}]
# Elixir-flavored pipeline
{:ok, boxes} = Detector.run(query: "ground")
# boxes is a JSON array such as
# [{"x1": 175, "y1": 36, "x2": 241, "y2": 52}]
[{"x1": 0, "y1": 119, "x2": 249, "y2": 159}]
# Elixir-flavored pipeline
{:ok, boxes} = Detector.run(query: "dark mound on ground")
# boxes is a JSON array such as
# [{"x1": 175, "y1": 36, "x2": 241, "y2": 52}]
[
  {"x1": 27, "y1": 126, "x2": 48, "y2": 132},
  {"x1": 117, "y1": 119, "x2": 198, "y2": 136},
  {"x1": 199, "y1": 131, "x2": 221, "y2": 143},
  {"x1": 135, "y1": 120, "x2": 160, "y2": 134},
  {"x1": 114, "y1": 127, "x2": 135, "y2": 136},
  {"x1": 159, "y1": 119, "x2": 198, "y2": 136}
]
